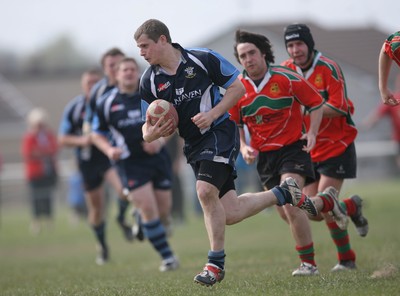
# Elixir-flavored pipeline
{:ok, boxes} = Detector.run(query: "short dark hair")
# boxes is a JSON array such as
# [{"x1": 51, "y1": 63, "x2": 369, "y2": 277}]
[
  {"x1": 116, "y1": 57, "x2": 139, "y2": 70},
  {"x1": 100, "y1": 47, "x2": 125, "y2": 67},
  {"x1": 234, "y1": 30, "x2": 275, "y2": 64},
  {"x1": 134, "y1": 19, "x2": 172, "y2": 43}
]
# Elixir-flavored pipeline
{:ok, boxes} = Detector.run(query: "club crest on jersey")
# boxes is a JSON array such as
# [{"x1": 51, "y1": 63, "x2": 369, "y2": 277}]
[
  {"x1": 157, "y1": 81, "x2": 171, "y2": 92},
  {"x1": 184, "y1": 67, "x2": 196, "y2": 78},
  {"x1": 270, "y1": 83, "x2": 280, "y2": 94},
  {"x1": 314, "y1": 74, "x2": 323, "y2": 87}
]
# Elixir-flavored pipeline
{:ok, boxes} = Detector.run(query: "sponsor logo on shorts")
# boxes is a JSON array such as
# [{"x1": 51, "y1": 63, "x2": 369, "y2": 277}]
[
  {"x1": 294, "y1": 163, "x2": 305, "y2": 171},
  {"x1": 200, "y1": 149, "x2": 214, "y2": 155},
  {"x1": 198, "y1": 173, "x2": 212, "y2": 179},
  {"x1": 336, "y1": 165, "x2": 346, "y2": 175}
]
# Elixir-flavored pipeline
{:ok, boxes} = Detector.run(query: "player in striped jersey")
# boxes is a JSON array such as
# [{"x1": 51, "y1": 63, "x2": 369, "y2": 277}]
[
  {"x1": 58, "y1": 69, "x2": 134, "y2": 266},
  {"x1": 91, "y1": 57, "x2": 178, "y2": 272},
  {"x1": 87, "y1": 48, "x2": 141, "y2": 244},
  {"x1": 282, "y1": 23, "x2": 368, "y2": 272},
  {"x1": 379, "y1": 31, "x2": 400, "y2": 106},
  {"x1": 231, "y1": 29, "x2": 348, "y2": 276}
]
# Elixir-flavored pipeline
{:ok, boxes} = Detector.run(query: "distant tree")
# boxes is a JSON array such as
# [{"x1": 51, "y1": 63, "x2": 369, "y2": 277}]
[{"x1": 23, "y1": 35, "x2": 96, "y2": 75}]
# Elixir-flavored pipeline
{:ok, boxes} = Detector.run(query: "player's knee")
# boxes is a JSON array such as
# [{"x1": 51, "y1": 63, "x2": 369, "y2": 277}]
[{"x1": 196, "y1": 183, "x2": 217, "y2": 204}]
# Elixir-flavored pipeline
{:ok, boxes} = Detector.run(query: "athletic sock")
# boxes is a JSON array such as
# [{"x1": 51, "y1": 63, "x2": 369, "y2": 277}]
[
  {"x1": 296, "y1": 242, "x2": 316, "y2": 266},
  {"x1": 117, "y1": 199, "x2": 129, "y2": 223},
  {"x1": 208, "y1": 249, "x2": 225, "y2": 269},
  {"x1": 142, "y1": 219, "x2": 173, "y2": 260},
  {"x1": 342, "y1": 198, "x2": 356, "y2": 216},
  {"x1": 326, "y1": 221, "x2": 356, "y2": 262},
  {"x1": 271, "y1": 186, "x2": 288, "y2": 206},
  {"x1": 92, "y1": 221, "x2": 107, "y2": 250},
  {"x1": 318, "y1": 193, "x2": 334, "y2": 213}
]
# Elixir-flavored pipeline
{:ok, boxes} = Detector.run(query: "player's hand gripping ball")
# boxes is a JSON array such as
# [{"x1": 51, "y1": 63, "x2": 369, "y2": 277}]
[{"x1": 146, "y1": 99, "x2": 179, "y2": 136}]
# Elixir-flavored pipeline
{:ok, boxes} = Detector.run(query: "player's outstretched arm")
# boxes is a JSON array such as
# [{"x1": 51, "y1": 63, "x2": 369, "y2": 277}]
[{"x1": 379, "y1": 44, "x2": 398, "y2": 106}]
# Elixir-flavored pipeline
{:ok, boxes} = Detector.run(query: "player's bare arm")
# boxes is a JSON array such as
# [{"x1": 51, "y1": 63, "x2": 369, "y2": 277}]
[
  {"x1": 302, "y1": 106, "x2": 323, "y2": 152},
  {"x1": 191, "y1": 79, "x2": 245, "y2": 130},
  {"x1": 142, "y1": 138, "x2": 165, "y2": 155},
  {"x1": 91, "y1": 132, "x2": 122, "y2": 161},
  {"x1": 378, "y1": 45, "x2": 398, "y2": 106},
  {"x1": 238, "y1": 127, "x2": 257, "y2": 165},
  {"x1": 58, "y1": 134, "x2": 91, "y2": 148}
]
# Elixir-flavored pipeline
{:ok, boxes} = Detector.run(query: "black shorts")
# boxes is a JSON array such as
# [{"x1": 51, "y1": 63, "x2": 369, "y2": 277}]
[
  {"x1": 116, "y1": 150, "x2": 172, "y2": 191},
  {"x1": 79, "y1": 157, "x2": 112, "y2": 191},
  {"x1": 191, "y1": 160, "x2": 236, "y2": 198},
  {"x1": 257, "y1": 140, "x2": 315, "y2": 189},
  {"x1": 313, "y1": 142, "x2": 357, "y2": 180}
]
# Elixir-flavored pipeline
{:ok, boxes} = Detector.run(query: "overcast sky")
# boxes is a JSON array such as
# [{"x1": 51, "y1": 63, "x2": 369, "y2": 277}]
[{"x1": 1, "y1": 0, "x2": 398, "y2": 60}]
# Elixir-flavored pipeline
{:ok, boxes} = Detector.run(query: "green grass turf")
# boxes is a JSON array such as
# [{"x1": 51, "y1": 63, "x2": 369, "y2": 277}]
[{"x1": 0, "y1": 179, "x2": 399, "y2": 295}]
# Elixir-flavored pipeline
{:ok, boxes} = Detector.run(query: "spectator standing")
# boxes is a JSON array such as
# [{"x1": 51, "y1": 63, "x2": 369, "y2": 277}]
[{"x1": 21, "y1": 108, "x2": 58, "y2": 235}]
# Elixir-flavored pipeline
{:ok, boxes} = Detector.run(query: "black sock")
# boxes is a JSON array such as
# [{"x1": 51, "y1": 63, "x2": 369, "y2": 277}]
[
  {"x1": 92, "y1": 221, "x2": 107, "y2": 250},
  {"x1": 117, "y1": 199, "x2": 129, "y2": 223}
]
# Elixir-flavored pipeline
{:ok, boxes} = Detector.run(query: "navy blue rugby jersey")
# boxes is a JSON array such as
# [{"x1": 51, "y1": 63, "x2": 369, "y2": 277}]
[
  {"x1": 86, "y1": 76, "x2": 115, "y2": 122},
  {"x1": 139, "y1": 43, "x2": 240, "y2": 143},
  {"x1": 93, "y1": 88, "x2": 166, "y2": 160},
  {"x1": 58, "y1": 94, "x2": 110, "y2": 163}
]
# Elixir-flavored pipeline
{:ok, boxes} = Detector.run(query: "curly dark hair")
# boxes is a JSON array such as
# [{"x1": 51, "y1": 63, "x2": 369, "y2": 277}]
[{"x1": 233, "y1": 30, "x2": 275, "y2": 65}]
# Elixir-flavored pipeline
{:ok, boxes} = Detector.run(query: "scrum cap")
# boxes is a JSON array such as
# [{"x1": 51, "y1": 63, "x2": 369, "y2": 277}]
[{"x1": 284, "y1": 24, "x2": 315, "y2": 53}]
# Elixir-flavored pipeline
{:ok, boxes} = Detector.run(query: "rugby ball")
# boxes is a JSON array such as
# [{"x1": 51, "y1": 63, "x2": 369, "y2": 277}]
[{"x1": 146, "y1": 99, "x2": 178, "y2": 135}]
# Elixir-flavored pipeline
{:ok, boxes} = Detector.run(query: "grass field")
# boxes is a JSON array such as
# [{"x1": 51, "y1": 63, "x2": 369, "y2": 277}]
[{"x1": 1, "y1": 179, "x2": 399, "y2": 296}]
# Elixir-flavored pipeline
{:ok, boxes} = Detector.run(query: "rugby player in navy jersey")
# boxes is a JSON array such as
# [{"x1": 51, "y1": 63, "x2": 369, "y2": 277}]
[
  {"x1": 134, "y1": 19, "x2": 319, "y2": 286},
  {"x1": 58, "y1": 69, "x2": 134, "y2": 266},
  {"x1": 91, "y1": 57, "x2": 179, "y2": 272},
  {"x1": 87, "y1": 48, "x2": 126, "y2": 118},
  {"x1": 86, "y1": 48, "x2": 139, "y2": 243}
]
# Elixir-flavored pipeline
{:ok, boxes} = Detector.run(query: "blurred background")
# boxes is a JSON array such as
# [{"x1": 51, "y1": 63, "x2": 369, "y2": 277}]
[{"x1": 0, "y1": 0, "x2": 399, "y2": 219}]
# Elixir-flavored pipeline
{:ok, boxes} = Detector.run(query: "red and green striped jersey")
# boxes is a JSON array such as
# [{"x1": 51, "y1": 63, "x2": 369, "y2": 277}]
[
  {"x1": 230, "y1": 66, "x2": 323, "y2": 152},
  {"x1": 384, "y1": 31, "x2": 400, "y2": 67},
  {"x1": 282, "y1": 51, "x2": 357, "y2": 162}
]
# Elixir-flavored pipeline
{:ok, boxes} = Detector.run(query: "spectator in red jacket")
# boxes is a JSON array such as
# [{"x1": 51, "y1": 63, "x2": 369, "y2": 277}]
[{"x1": 21, "y1": 107, "x2": 58, "y2": 235}]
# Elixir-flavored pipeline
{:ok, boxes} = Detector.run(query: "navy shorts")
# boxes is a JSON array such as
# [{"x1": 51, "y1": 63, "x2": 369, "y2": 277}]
[
  {"x1": 184, "y1": 118, "x2": 240, "y2": 178},
  {"x1": 257, "y1": 140, "x2": 315, "y2": 189},
  {"x1": 79, "y1": 157, "x2": 112, "y2": 191},
  {"x1": 313, "y1": 142, "x2": 357, "y2": 180},
  {"x1": 116, "y1": 150, "x2": 172, "y2": 191}
]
